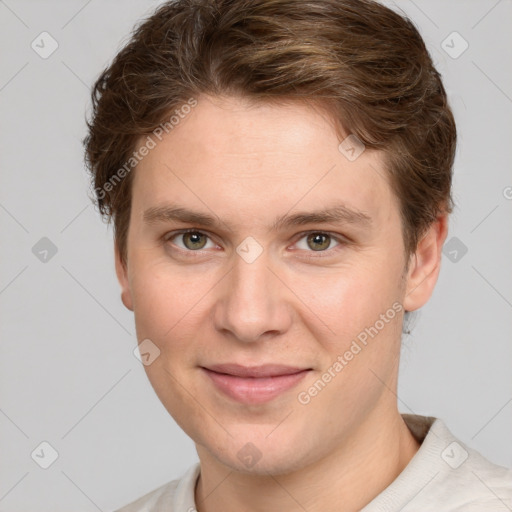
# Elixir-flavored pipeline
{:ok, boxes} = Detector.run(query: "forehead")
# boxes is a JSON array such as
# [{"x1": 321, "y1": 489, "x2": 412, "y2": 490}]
[{"x1": 131, "y1": 94, "x2": 396, "y2": 230}]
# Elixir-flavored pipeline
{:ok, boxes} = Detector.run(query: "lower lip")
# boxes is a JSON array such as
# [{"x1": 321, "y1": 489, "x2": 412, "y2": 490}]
[{"x1": 202, "y1": 368, "x2": 310, "y2": 404}]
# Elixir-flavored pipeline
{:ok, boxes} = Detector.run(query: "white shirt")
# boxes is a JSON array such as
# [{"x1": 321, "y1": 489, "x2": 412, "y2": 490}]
[{"x1": 114, "y1": 414, "x2": 512, "y2": 511}]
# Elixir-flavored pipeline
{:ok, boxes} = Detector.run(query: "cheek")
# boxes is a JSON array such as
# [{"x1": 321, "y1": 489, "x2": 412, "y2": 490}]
[
  {"x1": 128, "y1": 261, "x2": 210, "y2": 417},
  {"x1": 295, "y1": 269, "x2": 404, "y2": 419},
  {"x1": 298, "y1": 260, "x2": 401, "y2": 344},
  {"x1": 129, "y1": 257, "x2": 209, "y2": 343}
]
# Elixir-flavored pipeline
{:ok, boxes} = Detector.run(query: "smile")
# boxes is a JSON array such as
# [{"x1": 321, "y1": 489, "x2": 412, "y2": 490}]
[{"x1": 201, "y1": 365, "x2": 312, "y2": 404}]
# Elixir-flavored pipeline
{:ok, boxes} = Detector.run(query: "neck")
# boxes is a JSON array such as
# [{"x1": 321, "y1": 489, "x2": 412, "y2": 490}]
[{"x1": 194, "y1": 410, "x2": 421, "y2": 512}]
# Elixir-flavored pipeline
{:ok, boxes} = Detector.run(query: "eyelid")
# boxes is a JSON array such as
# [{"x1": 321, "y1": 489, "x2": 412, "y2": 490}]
[
  {"x1": 290, "y1": 230, "x2": 348, "y2": 253},
  {"x1": 164, "y1": 228, "x2": 349, "y2": 256},
  {"x1": 164, "y1": 228, "x2": 218, "y2": 249},
  {"x1": 164, "y1": 228, "x2": 212, "y2": 241}
]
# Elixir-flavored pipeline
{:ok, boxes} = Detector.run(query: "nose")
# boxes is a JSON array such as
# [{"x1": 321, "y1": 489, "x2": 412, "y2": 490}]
[{"x1": 213, "y1": 248, "x2": 293, "y2": 343}]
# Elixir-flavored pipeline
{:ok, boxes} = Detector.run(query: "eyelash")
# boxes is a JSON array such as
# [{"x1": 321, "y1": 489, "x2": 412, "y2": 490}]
[{"x1": 163, "y1": 228, "x2": 348, "y2": 258}]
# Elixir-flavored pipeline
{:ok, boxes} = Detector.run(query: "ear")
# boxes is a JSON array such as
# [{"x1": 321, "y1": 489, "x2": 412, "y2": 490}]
[
  {"x1": 114, "y1": 243, "x2": 133, "y2": 311},
  {"x1": 403, "y1": 214, "x2": 449, "y2": 312}
]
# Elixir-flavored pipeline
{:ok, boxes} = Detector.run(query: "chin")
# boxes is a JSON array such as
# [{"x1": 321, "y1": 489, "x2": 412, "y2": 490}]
[
  {"x1": 202, "y1": 430, "x2": 314, "y2": 477},
  {"x1": 221, "y1": 451, "x2": 306, "y2": 477}
]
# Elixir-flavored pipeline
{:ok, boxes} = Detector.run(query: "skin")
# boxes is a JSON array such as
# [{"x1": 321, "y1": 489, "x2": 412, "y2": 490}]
[{"x1": 115, "y1": 94, "x2": 448, "y2": 512}]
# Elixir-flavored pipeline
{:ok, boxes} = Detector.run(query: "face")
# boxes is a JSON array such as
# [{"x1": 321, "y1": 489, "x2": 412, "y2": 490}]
[{"x1": 116, "y1": 94, "x2": 445, "y2": 475}]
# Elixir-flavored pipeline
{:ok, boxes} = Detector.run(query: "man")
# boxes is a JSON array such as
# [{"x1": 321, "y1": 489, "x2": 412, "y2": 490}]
[{"x1": 83, "y1": 0, "x2": 512, "y2": 510}]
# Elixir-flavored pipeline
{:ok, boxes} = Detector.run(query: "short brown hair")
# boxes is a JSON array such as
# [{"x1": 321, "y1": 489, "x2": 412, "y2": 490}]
[{"x1": 83, "y1": 0, "x2": 456, "y2": 265}]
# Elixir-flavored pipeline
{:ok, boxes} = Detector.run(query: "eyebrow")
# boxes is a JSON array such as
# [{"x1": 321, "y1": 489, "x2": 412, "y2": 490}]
[{"x1": 142, "y1": 203, "x2": 372, "y2": 231}]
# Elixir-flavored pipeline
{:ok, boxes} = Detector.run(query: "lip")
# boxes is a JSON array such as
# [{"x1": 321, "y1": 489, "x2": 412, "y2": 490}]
[
  {"x1": 205, "y1": 363, "x2": 309, "y2": 378},
  {"x1": 201, "y1": 364, "x2": 311, "y2": 404}
]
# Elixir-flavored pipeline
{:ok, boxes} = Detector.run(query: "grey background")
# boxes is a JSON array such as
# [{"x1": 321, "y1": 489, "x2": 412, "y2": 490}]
[{"x1": 0, "y1": 0, "x2": 511, "y2": 510}]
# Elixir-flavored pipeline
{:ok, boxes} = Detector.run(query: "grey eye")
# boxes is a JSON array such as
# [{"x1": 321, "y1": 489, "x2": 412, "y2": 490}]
[
  {"x1": 295, "y1": 233, "x2": 339, "y2": 252},
  {"x1": 171, "y1": 231, "x2": 213, "y2": 250}
]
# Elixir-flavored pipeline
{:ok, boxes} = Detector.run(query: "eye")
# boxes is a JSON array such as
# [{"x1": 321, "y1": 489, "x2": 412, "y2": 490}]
[
  {"x1": 164, "y1": 229, "x2": 346, "y2": 256},
  {"x1": 166, "y1": 230, "x2": 216, "y2": 251},
  {"x1": 294, "y1": 232, "x2": 341, "y2": 252}
]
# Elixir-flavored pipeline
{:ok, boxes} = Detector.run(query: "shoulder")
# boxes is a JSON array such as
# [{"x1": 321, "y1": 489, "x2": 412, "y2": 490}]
[
  {"x1": 363, "y1": 415, "x2": 512, "y2": 511},
  {"x1": 114, "y1": 480, "x2": 179, "y2": 512},
  {"x1": 113, "y1": 463, "x2": 200, "y2": 512},
  {"x1": 436, "y1": 435, "x2": 512, "y2": 511},
  {"x1": 409, "y1": 415, "x2": 512, "y2": 510}
]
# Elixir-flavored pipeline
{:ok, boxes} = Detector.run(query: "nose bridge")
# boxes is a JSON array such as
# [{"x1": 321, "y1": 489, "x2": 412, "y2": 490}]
[{"x1": 214, "y1": 247, "x2": 290, "y2": 342}]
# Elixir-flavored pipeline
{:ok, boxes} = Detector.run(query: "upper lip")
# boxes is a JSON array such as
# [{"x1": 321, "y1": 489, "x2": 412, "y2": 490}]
[{"x1": 203, "y1": 363, "x2": 311, "y2": 378}]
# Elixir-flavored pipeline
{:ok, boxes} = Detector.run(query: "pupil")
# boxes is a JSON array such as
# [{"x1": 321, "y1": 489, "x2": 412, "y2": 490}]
[
  {"x1": 186, "y1": 232, "x2": 205, "y2": 249},
  {"x1": 309, "y1": 233, "x2": 329, "y2": 251}
]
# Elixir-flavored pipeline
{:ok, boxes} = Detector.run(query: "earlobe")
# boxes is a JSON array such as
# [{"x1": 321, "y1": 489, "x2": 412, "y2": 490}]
[
  {"x1": 114, "y1": 243, "x2": 134, "y2": 311},
  {"x1": 402, "y1": 215, "x2": 449, "y2": 312}
]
